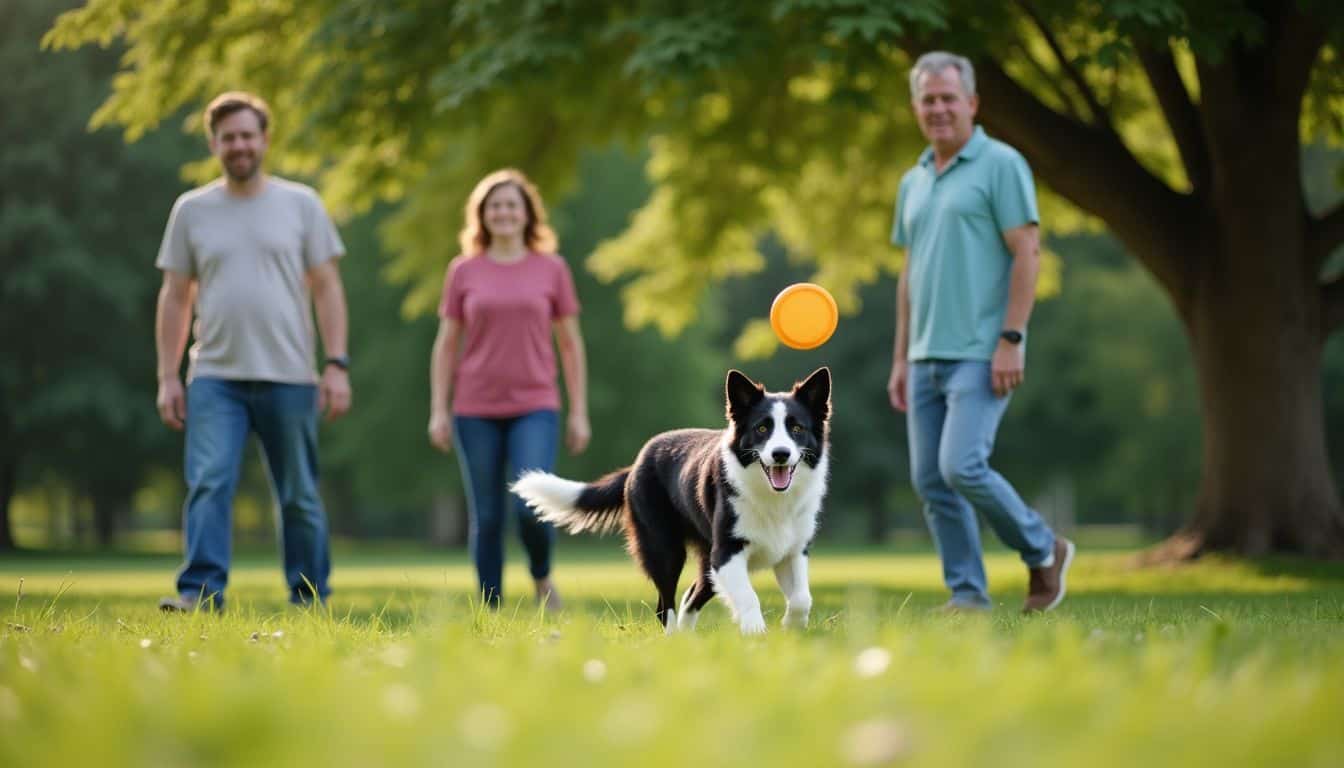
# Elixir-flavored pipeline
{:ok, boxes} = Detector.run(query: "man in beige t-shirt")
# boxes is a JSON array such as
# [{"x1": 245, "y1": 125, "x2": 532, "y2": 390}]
[{"x1": 154, "y1": 91, "x2": 352, "y2": 611}]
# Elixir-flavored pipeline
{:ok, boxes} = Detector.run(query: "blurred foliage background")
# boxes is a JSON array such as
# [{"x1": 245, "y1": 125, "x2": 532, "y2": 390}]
[{"x1": 4, "y1": 0, "x2": 1343, "y2": 553}]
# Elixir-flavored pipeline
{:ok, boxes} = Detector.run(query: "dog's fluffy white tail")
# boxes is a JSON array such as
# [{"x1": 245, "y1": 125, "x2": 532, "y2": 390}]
[{"x1": 512, "y1": 468, "x2": 629, "y2": 535}]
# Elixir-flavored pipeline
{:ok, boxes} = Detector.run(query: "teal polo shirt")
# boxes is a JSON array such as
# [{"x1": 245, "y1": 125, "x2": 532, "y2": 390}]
[{"x1": 891, "y1": 126, "x2": 1038, "y2": 362}]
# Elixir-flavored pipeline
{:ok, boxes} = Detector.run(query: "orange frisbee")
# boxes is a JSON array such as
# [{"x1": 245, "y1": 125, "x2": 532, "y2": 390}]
[{"x1": 770, "y1": 282, "x2": 838, "y2": 350}]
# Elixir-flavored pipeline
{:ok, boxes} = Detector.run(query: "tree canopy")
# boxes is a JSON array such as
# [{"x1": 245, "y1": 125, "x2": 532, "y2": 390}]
[
  {"x1": 43, "y1": 2, "x2": 1101, "y2": 342},
  {"x1": 44, "y1": 2, "x2": 1344, "y2": 337},
  {"x1": 42, "y1": 0, "x2": 1344, "y2": 556}
]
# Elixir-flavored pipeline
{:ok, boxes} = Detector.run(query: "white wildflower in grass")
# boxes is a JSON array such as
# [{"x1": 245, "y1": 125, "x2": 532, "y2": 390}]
[
  {"x1": 381, "y1": 684, "x2": 421, "y2": 718},
  {"x1": 139, "y1": 638, "x2": 153, "y2": 649},
  {"x1": 271, "y1": 630, "x2": 284, "y2": 639},
  {"x1": 459, "y1": 704, "x2": 512, "y2": 751},
  {"x1": 582, "y1": 658, "x2": 607, "y2": 683},
  {"x1": 18, "y1": 656, "x2": 37, "y2": 673},
  {"x1": 841, "y1": 718, "x2": 911, "y2": 766},
  {"x1": 854, "y1": 647, "x2": 892, "y2": 679}
]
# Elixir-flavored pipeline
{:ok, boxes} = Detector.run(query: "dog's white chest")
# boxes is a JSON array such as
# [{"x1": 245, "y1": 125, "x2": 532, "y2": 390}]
[{"x1": 737, "y1": 507, "x2": 817, "y2": 570}]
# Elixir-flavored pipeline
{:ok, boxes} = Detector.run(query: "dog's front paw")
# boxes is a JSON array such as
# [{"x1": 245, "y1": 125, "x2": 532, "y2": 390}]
[
  {"x1": 738, "y1": 611, "x2": 768, "y2": 636},
  {"x1": 781, "y1": 610, "x2": 809, "y2": 630}
]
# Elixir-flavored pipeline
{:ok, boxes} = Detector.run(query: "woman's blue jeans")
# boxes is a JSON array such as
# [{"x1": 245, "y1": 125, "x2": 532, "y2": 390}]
[
  {"x1": 906, "y1": 360, "x2": 1055, "y2": 607},
  {"x1": 176, "y1": 378, "x2": 331, "y2": 609},
  {"x1": 453, "y1": 409, "x2": 559, "y2": 607}
]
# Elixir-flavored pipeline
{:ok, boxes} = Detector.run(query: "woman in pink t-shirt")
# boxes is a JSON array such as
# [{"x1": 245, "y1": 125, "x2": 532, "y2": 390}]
[{"x1": 427, "y1": 169, "x2": 590, "y2": 610}]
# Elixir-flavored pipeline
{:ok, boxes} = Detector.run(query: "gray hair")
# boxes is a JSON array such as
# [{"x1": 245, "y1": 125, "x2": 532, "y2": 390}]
[{"x1": 909, "y1": 52, "x2": 976, "y2": 98}]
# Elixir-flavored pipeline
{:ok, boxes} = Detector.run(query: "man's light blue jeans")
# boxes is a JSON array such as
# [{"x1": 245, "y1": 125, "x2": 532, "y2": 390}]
[
  {"x1": 907, "y1": 360, "x2": 1054, "y2": 608},
  {"x1": 176, "y1": 378, "x2": 331, "y2": 609}
]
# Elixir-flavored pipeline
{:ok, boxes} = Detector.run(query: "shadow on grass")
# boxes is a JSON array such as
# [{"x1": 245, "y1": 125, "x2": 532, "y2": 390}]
[{"x1": 1243, "y1": 555, "x2": 1344, "y2": 583}]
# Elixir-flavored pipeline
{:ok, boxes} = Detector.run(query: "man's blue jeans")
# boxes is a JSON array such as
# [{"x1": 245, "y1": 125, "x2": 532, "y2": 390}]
[
  {"x1": 453, "y1": 410, "x2": 559, "y2": 607},
  {"x1": 176, "y1": 378, "x2": 331, "y2": 609},
  {"x1": 907, "y1": 360, "x2": 1054, "y2": 608}
]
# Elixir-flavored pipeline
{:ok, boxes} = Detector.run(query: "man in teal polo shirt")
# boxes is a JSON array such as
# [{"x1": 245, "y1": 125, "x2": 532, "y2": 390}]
[{"x1": 888, "y1": 52, "x2": 1074, "y2": 613}]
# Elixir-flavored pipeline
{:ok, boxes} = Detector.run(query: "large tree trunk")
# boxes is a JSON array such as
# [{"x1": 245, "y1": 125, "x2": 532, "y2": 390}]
[
  {"x1": 1173, "y1": 258, "x2": 1344, "y2": 557},
  {"x1": 1147, "y1": 46, "x2": 1344, "y2": 559}
]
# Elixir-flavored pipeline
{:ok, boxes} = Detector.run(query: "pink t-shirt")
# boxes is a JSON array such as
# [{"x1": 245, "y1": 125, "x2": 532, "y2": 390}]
[{"x1": 439, "y1": 252, "x2": 581, "y2": 417}]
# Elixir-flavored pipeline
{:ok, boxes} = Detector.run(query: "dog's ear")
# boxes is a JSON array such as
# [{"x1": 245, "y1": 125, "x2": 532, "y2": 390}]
[
  {"x1": 725, "y1": 369, "x2": 764, "y2": 418},
  {"x1": 792, "y1": 367, "x2": 831, "y2": 421}
]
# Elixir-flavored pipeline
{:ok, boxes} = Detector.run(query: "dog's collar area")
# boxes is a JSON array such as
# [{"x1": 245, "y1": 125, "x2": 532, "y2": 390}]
[{"x1": 759, "y1": 461, "x2": 796, "y2": 492}]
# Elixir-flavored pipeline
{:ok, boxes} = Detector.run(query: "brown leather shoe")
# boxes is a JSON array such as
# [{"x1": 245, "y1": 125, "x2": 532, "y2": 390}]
[{"x1": 1023, "y1": 538, "x2": 1075, "y2": 613}]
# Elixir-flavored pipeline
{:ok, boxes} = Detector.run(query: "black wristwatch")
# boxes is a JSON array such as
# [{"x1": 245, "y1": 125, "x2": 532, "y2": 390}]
[
  {"x1": 324, "y1": 355, "x2": 351, "y2": 371},
  {"x1": 999, "y1": 330, "x2": 1024, "y2": 345}
]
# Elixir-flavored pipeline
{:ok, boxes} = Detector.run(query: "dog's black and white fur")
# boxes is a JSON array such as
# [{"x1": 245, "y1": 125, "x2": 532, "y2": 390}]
[{"x1": 512, "y1": 368, "x2": 830, "y2": 635}]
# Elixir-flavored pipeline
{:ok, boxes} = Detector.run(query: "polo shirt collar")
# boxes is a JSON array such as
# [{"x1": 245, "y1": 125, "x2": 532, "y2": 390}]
[{"x1": 919, "y1": 125, "x2": 988, "y2": 169}]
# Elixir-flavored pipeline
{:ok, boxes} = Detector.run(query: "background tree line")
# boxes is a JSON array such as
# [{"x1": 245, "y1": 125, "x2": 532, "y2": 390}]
[{"x1": 5, "y1": 0, "x2": 1343, "y2": 554}]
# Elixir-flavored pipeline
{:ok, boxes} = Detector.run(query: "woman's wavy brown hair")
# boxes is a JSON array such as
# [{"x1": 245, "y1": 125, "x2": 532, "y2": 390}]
[{"x1": 458, "y1": 169, "x2": 558, "y2": 256}]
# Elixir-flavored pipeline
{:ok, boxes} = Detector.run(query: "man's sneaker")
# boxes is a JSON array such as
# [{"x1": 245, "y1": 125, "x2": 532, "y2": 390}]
[
  {"x1": 159, "y1": 595, "x2": 215, "y2": 613},
  {"x1": 935, "y1": 599, "x2": 992, "y2": 615},
  {"x1": 1023, "y1": 538, "x2": 1076, "y2": 613}
]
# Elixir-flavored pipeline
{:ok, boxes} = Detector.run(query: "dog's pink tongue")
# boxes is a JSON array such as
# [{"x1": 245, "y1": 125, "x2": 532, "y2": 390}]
[{"x1": 768, "y1": 465, "x2": 792, "y2": 490}]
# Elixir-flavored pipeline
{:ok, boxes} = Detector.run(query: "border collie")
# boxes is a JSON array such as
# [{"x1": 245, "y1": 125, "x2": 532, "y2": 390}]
[{"x1": 512, "y1": 368, "x2": 830, "y2": 635}]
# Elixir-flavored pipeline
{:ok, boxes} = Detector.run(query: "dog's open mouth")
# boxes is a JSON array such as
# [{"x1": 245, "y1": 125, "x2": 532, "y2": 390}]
[{"x1": 760, "y1": 462, "x2": 796, "y2": 492}]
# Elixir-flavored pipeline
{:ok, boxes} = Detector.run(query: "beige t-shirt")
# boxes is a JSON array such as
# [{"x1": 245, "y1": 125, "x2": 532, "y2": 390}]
[{"x1": 156, "y1": 177, "x2": 345, "y2": 384}]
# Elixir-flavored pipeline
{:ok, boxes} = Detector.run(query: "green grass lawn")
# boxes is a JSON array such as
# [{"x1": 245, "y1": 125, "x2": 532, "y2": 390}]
[{"x1": 2, "y1": 545, "x2": 1342, "y2": 767}]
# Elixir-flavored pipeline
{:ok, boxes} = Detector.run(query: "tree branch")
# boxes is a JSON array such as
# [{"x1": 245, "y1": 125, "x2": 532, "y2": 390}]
[
  {"x1": 1009, "y1": 40, "x2": 1087, "y2": 121},
  {"x1": 1323, "y1": 274, "x2": 1344, "y2": 337},
  {"x1": 973, "y1": 58, "x2": 1196, "y2": 303},
  {"x1": 1135, "y1": 42, "x2": 1210, "y2": 193},
  {"x1": 1014, "y1": 0, "x2": 1112, "y2": 129}
]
